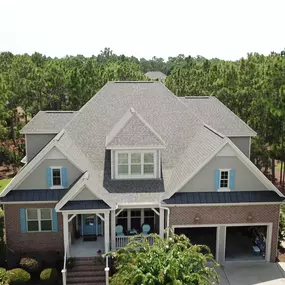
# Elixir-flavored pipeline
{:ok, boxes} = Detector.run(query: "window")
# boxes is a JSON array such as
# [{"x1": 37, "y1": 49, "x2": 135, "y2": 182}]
[
  {"x1": 116, "y1": 151, "x2": 156, "y2": 179},
  {"x1": 220, "y1": 170, "x2": 230, "y2": 188},
  {"x1": 52, "y1": 168, "x2": 62, "y2": 186},
  {"x1": 26, "y1": 209, "x2": 52, "y2": 232}
]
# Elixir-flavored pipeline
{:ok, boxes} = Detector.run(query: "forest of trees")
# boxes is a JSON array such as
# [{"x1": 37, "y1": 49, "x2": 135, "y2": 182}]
[{"x1": 0, "y1": 48, "x2": 285, "y2": 190}]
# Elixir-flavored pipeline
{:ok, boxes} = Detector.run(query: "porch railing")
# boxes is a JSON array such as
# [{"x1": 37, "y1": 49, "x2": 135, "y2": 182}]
[
  {"x1": 115, "y1": 236, "x2": 154, "y2": 249},
  {"x1": 61, "y1": 243, "x2": 68, "y2": 285}
]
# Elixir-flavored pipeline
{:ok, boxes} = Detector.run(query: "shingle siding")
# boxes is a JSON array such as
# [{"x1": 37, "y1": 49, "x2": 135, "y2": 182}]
[{"x1": 169, "y1": 205, "x2": 280, "y2": 262}]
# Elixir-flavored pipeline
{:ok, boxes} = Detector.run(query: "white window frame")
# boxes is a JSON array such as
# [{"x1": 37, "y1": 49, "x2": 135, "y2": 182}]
[
  {"x1": 51, "y1": 166, "x2": 63, "y2": 189},
  {"x1": 218, "y1": 169, "x2": 231, "y2": 191},
  {"x1": 115, "y1": 150, "x2": 157, "y2": 179},
  {"x1": 26, "y1": 208, "x2": 53, "y2": 232}
]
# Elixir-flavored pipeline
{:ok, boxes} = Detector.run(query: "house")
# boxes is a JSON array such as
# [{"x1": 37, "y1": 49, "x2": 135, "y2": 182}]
[
  {"x1": 145, "y1": 71, "x2": 167, "y2": 81},
  {"x1": 0, "y1": 82, "x2": 283, "y2": 269}
]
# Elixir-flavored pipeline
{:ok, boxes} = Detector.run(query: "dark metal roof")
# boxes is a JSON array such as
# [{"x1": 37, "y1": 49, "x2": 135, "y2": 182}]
[
  {"x1": 163, "y1": 191, "x2": 284, "y2": 204},
  {"x1": 0, "y1": 189, "x2": 68, "y2": 202},
  {"x1": 60, "y1": 200, "x2": 110, "y2": 211}
]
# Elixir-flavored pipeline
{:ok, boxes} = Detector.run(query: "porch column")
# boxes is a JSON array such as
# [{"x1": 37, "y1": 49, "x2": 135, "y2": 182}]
[
  {"x1": 159, "y1": 208, "x2": 165, "y2": 239},
  {"x1": 110, "y1": 210, "x2": 116, "y2": 251},
  {"x1": 63, "y1": 213, "x2": 70, "y2": 257},
  {"x1": 104, "y1": 212, "x2": 110, "y2": 254}
]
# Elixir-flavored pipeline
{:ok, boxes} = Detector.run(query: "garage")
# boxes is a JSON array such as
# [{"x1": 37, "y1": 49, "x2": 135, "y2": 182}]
[
  {"x1": 225, "y1": 225, "x2": 267, "y2": 261},
  {"x1": 175, "y1": 227, "x2": 217, "y2": 257}
]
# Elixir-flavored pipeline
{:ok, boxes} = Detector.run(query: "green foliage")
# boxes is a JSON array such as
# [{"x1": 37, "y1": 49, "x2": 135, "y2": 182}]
[
  {"x1": 6, "y1": 268, "x2": 30, "y2": 284},
  {"x1": 109, "y1": 233, "x2": 219, "y2": 285},
  {"x1": 0, "y1": 268, "x2": 9, "y2": 285},
  {"x1": 39, "y1": 268, "x2": 58, "y2": 285},
  {"x1": 279, "y1": 213, "x2": 285, "y2": 247},
  {"x1": 19, "y1": 257, "x2": 41, "y2": 273}
]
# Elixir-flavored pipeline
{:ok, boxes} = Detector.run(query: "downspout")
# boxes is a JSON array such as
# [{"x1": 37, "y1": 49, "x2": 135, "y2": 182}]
[{"x1": 160, "y1": 206, "x2": 170, "y2": 238}]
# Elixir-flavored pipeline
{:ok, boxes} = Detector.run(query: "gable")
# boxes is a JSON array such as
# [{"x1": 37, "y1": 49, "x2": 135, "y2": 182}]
[
  {"x1": 179, "y1": 147, "x2": 269, "y2": 193},
  {"x1": 16, "y1": 157, "x2": 82, "y2": 190},
  {"x1": 72, "y1": 187, "x2": 99, "y2": 201}
]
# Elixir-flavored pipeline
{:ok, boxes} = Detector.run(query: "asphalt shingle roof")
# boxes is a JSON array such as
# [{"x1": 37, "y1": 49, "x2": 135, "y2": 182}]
[
  {"x1": 180, "y1": 96, "x2": 256, "y2": 137},
  {"x1": 60, "y1": 200, "x2": 110, "y2": 210},
  {"x1": 145, "y1": 71, "x2": 167, "y2": 80},
  {"x1": 163, "y1": 191, "x2": 284, "y2": 204},
  {"x1": 20, "y1": 111, "x2": 78, "y2": 134}
]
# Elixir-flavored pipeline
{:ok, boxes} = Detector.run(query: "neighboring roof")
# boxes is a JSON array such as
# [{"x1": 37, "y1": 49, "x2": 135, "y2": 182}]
[
  {"x1": 106, "y1": 107, "x2": 165, "y2": 149},
  {"x1": 180, "y1": 96, "x2": 256, "y2": 137},
  {"x1": 0, "y1": 189, "x2": 68, "y2": 202},
  {"x1": 163, "y1": 191, "x2": 284, "y2": 205},
  {"x1": 20, "y1": 111, "x2": 78, "y2": 134},
  {"x1": 60, "y1": 200, "x2": 110, "y2": 210},
  {"x1": 145, "y1": 71, "x2": 167, "y2": 80}
]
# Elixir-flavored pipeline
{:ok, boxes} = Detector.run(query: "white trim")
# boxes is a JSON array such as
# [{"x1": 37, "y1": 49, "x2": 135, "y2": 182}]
[
  {"x1": 1, "y1": 201, "x2": 59, "y2": 204},
  {"x1": 115, "y1": 150, "x2": 157, "y2": 180},
  {"x1": 117, "y1": 203, "x2": 161, "y2": 208},
  {"x1": 218, "y1": 168, "x2": 230, "y2": 191},
  {"x1": 26, "y1": 208, "x2": 53, "y2": 232},
  {"x1": 25, "y1": 134, "x2": 28, "y2": 162},
  {"x1": 50, "y1": 166, "x2": 63, "y2": 188},
  {"x1": 68, "y1": 214, "x2": 76, "y2": 223},
  {"x1": 58, "y1": 209, "x2": 111, "y2": 214},
  {"x1": 165, "y1": 202, "x2": 282, "y2": 207},
  {"x1": 21, "y1": 132, "x2": 59, "y2": 135},
  {"x1": 111, "y1": 150, "x2": 114, "y2": 179},
  {"x1": 249, "y1": 136, "x2": 252, "y2": 159}
]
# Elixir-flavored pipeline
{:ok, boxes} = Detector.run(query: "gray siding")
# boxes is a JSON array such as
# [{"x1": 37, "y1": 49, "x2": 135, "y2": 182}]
[
  {"x1": 26, "y1": 134, "x2": 55, "y2": 162},
  {"x1": 179, "y1": 156, "x2": 268, "y2": 192},
  {"x1": 72, "y1": 187, "x2": 99, "y2": 200},
  {"x1": 16, "y1": 159, "x2": 82, "y2": 190},
  {"x1": 230, "y1": 137, "x2": 251, "y2": 158}
]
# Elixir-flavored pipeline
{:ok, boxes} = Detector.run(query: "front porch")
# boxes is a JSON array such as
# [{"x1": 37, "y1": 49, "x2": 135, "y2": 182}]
[{"x1": 62, "y1": 207, "x2": 167, "y2": 258}]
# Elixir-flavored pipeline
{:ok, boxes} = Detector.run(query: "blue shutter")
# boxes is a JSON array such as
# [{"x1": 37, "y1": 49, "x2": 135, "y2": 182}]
[
  {"x1": 229, "y1": 169, "x2": 236, "y2": 190},
  {"x1": 52, "y1": 209, "x2": 58, "y2": 232},
  {"x1": 20, "y1": 208, "x2": 27, "y2": 233},
  {"x1": 62, "y1": 168, "x2": 67, "y2": 188},
  {"x1": 214, "y1": 169, "x2": 220, "y2": 190},
  {"x1": 46, "y1": 168, "x2": 52, "y2": 188}
]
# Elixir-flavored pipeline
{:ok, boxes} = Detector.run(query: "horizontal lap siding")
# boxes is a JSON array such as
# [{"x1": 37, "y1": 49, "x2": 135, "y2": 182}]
[
  {"x1": 169, "y1": 205, "x2": 280, "y2": 262},
  {"x1": 5, "y1": 203, "x2": 63, "y2": 253}
]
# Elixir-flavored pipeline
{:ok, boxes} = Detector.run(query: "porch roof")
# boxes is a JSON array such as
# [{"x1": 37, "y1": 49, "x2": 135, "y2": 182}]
[
  {"x1": 60, "y1": 200, "x2": 111, "y2": 210},
  {"x1": 163, "y1": 191, "x2": 284, "y2": 205}
]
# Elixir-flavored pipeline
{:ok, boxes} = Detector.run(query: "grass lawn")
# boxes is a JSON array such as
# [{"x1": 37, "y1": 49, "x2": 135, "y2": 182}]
[{"x1": 0, "y1": 178, "x2": 12, "y2": 193}]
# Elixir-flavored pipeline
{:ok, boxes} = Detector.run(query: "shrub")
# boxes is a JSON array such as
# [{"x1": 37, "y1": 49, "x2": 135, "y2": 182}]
[
  {"x1": 0, "y1": 268, "x2": 9, "y2": 285},
  {"x1": 40, "y1": 268, "x2": 58, "y2": 285},
  {"x1": 6, "y1": 268, "x2": 31, "y2": 284},
  {"x1": 19, "y1": 257, "x2": 41, "y2": 273}
]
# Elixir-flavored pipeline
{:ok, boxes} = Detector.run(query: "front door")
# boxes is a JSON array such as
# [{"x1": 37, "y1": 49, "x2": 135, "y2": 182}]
[{"x1": 82, "y1": 214, "x2": 103, "y2": 236}]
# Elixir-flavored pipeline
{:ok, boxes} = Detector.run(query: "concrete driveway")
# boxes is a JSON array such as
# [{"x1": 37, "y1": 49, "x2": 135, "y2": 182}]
[{"x1": 218, "y1": 262, "x2": 285, "y2": 285}]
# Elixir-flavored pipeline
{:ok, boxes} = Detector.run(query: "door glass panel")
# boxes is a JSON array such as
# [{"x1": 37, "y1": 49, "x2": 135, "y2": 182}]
[{"x1": 85, "y1": 215, "x2": 95, "y2": 225}]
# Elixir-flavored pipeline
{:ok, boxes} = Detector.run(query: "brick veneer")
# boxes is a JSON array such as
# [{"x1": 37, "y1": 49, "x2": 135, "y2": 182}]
[
  {"x1": 169, "y1": 204, "x2": 280, "y2": 262},
  {"x1": 4, "y1": 203, "x2": 63, "y2": 254}
]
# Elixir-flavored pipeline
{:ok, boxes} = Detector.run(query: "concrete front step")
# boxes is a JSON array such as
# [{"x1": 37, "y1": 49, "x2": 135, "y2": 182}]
[
  {"x1": 73, "y1": 260, "x2": 105, "y2": 266},
  {"x1": 67, "y1": 275, "x2": 105, "y2": 283},
  {"x1": 70, "y1": 264, "x2": 105, "y2": 271},
  {"x1": 68, "y1": 270, "x2": 105, "y2": 277},
  {"x1": 67, "y1": 284, "x2": 105, "y2": 285}
]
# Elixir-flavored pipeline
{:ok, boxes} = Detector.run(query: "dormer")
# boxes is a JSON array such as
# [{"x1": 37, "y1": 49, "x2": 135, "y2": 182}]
[{"x1": 106, "y1": 108, "x2": 165, "y2": 180}]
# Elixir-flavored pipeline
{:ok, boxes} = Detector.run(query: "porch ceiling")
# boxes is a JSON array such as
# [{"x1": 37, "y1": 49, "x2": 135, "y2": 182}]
[{"x1": 60, "y1": 200, "x2": 110, "y2": 210}]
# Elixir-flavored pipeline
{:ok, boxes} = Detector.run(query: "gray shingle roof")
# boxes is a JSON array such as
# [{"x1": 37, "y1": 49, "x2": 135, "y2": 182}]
[
  {"x1": 163, "y1": 191, "x2": 284, "y2": 204},
  {"x1": 0, "y1": 189, "x2": 68, "y2": 202},
  {"x1": 57, "y1": 81, "x2": 226, "y2": 202},
  {"x1": 106, "y1": 108, "x2": 165, "y2": 148},
  {"x1": 20, "y1": 111, "x2": 78, "y2": 134},
  {"x1": 145, "y1": 71, "x2": 167, "y2": 80},
  {"x1": 60, "y1": 200, "x2": 110, "y2": 210},
  {"x1": 180, "y1": 96, "x2": 256, "y2": 137}
]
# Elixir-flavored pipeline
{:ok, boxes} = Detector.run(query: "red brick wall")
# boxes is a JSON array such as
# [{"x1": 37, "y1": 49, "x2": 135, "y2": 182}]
[
  {"x1": 4, "y1": 203, "x2": 63, "y2": 254},
  {"x1": 169, "y1": 204, "x2": 280, "y2": 262}
]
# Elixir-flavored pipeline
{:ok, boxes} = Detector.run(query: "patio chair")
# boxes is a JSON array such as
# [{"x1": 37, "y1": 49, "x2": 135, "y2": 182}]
[
  {"x1": 115, "y1": 225, "x2": 125, "y2": 236},
  {"x1": 142, "y1": 224, "x2": 151, "y2": 236}
]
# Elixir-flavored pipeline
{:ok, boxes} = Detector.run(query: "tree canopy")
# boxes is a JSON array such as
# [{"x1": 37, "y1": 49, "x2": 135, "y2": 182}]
[{"x1": 109, "y1": 233, "x2": 219, "y2": 285}]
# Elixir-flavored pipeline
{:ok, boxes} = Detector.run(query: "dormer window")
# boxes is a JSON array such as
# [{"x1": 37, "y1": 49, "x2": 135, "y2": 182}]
[{"x1": 115, "y1": 151, "x2": 156, "y2": 179}]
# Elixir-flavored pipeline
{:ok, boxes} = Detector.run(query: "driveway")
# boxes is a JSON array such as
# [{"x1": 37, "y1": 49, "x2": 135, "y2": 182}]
[{"x1": 218, "y1": 262, "x2": 285, "y2": 285}]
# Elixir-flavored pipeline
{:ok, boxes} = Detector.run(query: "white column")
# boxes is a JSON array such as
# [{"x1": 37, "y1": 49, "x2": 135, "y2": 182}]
[
  {"x1": 141, "y1": 209, "x2": 144, "y2": 226},
  {"x1": 104, "y1": 212, "x2": 110, "y2": 254},
  {"x1": 110, "y1": 210, "x2": 116, "y2": 251},
  {"x1": 217, "y1": 226, "x2": 226, "y2": 264},
  {"x1": 127, "y1": 210, "x2": 131, "y2": 230},
  {"x1": 159, "y1": 208, "x2": 165, "y2": 239},
  {"x1": 63, "y1": 213, "x2": 70, "y2": 257}
]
